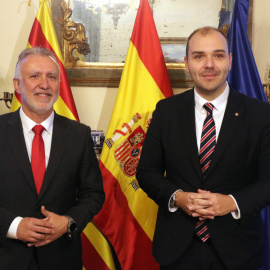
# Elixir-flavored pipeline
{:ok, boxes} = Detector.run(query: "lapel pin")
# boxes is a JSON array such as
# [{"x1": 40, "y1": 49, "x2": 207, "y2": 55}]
[{"x1": 235, "y1": 113, "x2": 239, "y2": 116}]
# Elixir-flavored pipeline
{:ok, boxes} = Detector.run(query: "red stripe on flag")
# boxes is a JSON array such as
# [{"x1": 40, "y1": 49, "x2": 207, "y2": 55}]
[
  {"x1": 130, "y1": 0, "x2": 173, "y2": 98},
  {"x1": 81, "y1": 232, "x2": 110, "y2": 270},
  {"x1": 94, "y1": 161, "x2": 159, "y2": 270},
  {"x1": 115, "y1": 141, "x2": 130, "y2": 156},
  {"x1": 15, "y1": 91, "x2": 21, "y2": 103},
  {"x1": 28, "y1": 18, "x2": 51, "y2": 48},
  {"x1": 28, "y1": 18, "x2": 79, "y2": 121}
]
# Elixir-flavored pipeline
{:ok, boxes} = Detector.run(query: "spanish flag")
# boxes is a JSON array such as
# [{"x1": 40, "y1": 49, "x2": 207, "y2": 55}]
[
  {"x1": 94, "y1": 0, "x2": 173, "y2": 268},
  {"x1": 10, "y1": 1, "x2": 115, "y2": 269}
]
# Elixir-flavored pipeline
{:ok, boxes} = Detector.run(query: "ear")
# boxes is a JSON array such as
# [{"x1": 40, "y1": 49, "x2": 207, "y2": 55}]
[
  {"x1": 229, "y1": 53, "x2": 232, "y2": 71},
  {"x1": 184, "y1": 56, "x2": 190, "y2": 73},
  {"x1": 13, "y1": 78, "x2": 21, "y2": 94}
]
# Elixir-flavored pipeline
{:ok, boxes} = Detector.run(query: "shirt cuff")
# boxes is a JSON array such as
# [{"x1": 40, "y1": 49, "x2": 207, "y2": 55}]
[
  {"x1": 168, "y1": 189, "x2": 182, "y2": 212},
  {"x1": 229, "y1": 195, "x2": 241, "y2": 219},
  {"x1": 6, "y1": 217, "x2": 23, "y2": 239}
]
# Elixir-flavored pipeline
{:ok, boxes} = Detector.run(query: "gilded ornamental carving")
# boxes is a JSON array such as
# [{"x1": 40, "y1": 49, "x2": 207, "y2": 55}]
[{"x1": 56, "y1": 0, "x2": 90, "y2": 67}]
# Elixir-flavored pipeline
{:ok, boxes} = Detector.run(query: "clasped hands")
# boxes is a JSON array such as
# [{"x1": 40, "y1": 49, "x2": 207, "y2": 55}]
[
  {"x1": 16, "y1": 206, "x2": 68, "y2": 247},
  {"x1": 175, "y1": 189, "x2": 237, "y2": 220}
]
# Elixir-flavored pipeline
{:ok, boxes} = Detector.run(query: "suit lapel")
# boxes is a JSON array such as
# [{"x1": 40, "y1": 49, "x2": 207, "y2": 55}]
[
  {"x1": 39, "y1": 113, "x2": 69, "y2": 197},
  {"x1": 207, "y1": 89, "x2": 245, "y2": 176},
  {"x1": 6, "y1": 110, "x2": 37, "y2": 194},
  {"x1": 180, "y1": 90, "x2": 202, "y2": 182}
]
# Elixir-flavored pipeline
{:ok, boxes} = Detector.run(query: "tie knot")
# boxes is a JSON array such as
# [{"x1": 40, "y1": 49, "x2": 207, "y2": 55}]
[
  {"x1": 33, "y1": 125, "x2": 45, "y2": 135},
  {"x1": 203, "y1": 103, "x2": 214, "y2": 115}
]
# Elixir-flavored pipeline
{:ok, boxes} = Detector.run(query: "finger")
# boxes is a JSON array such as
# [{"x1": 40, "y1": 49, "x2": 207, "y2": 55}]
[
  {"x1": 33, "y1": 218, "x2": 54, "y2": 230},
  {"x1": 40, "y1": 206, "x2": 50, "y2": 217},
  {"x1": 27, "y1": 240, "x2": 46, "y2": 247},
  {"x1": 33, "y1": 225, "x2": 54, "y2": 235},
  {"x1": 35, "y1": 239, "x2": 53, "y2": 247},
  {"x1": 26, "y1": 233, "x2": 45, "y2": 244},
  {"x1": 193, "y1": 199, "x2": 213, "y2": 207},
  {"x1": 193, "y1": 208, "x2": 215, "y2": 216},
  {"x1": 192, "y1": 212, "x2": 215, "y2": 219},
  {"x1": 27, "y1": 232, "x2": 48, "y2": 246},
  {"x1": 34, "y1": 232, "x2": 47, "y2": 240},
  {"x1": 189, "y1": 205, "x2": 209, "y2": 212},
  {"x1": 199, "y1": 215, "x2": 215, "y2": 220},
  {"x1": 191, "y1": 193, "x2": 211, "y2": 201},
  {"x1": 197, "y1": 189, "x2": 210, "y2": 193}
]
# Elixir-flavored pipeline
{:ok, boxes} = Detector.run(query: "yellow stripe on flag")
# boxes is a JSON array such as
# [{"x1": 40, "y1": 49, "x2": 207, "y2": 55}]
[
  {"x1": 35, "y1": 0, "x2": 64, "y2": 62},
  {"x1": 84, "y1": 223, "x2": 116, "y2": 270},
  {"x1": 53, "y1": 96, "x2": 77, "y2": 121},
  {"x1": 10, "y1": 95, "x2": 21, "y2": 113}
]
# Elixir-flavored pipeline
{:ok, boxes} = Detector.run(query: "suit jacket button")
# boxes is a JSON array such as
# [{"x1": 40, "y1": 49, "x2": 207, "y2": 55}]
[{"x1": 35, "y1": 205, "x2": 41, "y2": 211}]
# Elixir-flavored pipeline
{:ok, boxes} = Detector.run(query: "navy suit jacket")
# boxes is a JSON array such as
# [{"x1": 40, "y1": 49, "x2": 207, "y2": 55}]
[
  {"x1": 0, "y1": 109, "x2": 105, "y2": 270},
  {"x1": 137, "y1": 88, "x2": 270, "y2": 269}
]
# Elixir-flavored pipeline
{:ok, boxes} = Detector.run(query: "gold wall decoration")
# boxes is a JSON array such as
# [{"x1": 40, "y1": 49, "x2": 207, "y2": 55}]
[
  {"x1": 55, "y1": 0, "x2": 90, "y2": 67},
  {"x1": 52, "y1": 0, "x2": 253, "y2": 88}
]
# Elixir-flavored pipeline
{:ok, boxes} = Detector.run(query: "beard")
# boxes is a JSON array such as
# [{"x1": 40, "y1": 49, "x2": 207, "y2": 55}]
[{"x1": 20, "y1": 91, "x2": 59, "y2": 116}]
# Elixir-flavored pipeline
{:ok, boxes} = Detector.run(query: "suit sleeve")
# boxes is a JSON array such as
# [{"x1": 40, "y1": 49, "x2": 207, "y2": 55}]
[
  {"x1": 232, "y1": 103, "x2": 270, "y2": 217},
  {"x1": 137, "y1": 101, "x2": 181, "y2": 209},
  {"x1": 65, "y1": 126, "x2": 105, "y2": 234},
  {"x1": 0, "y1": 208, "x2": 17, "y2": 244}
]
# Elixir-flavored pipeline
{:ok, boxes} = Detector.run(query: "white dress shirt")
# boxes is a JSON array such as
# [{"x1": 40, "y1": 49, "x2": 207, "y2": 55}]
[
  {"x1": 169, "y1": 83, "x2": 240, "y2": 219},
  {"x1": 6, "y1": 108, "x2": 54, "y2": 239}
]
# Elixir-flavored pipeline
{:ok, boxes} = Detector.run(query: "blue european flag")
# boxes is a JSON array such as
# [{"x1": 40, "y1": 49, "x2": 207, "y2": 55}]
[
  {"x1": 227, "y1": 1, "x2": 269, "y2": 269},
  {"x1": 227, "y1": 0, "x2": 267, "y2": 101}
]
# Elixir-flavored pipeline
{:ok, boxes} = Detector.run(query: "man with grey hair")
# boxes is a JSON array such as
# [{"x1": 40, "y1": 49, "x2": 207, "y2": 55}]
[{"x1": 0, "y1": 47, "x2": 105, "y2": 270}]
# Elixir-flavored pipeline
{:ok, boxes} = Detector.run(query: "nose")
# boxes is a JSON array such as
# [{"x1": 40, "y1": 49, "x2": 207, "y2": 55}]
[
  {"x1": 204, "y1": 57, "x2": 214, "y2": 68},
  {"x1": 39, "y1": 76, "x2": 49, "y2": 89}
]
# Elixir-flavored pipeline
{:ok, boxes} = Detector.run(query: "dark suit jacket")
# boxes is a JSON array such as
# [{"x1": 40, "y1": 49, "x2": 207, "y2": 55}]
[
  {"x1": 0, "y1": 109, "x2": 105, "y2": 270},
  {"x1": 137, "y1": 88, "x2": 270, "y2": 270}
]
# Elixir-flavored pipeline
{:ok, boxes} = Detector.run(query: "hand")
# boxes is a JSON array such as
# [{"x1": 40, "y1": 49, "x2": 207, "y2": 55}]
[
  {"x1": 17, "y1": 216, "x2": 54, "y2": 243},
  {"x1": 191, "y1": 189, "x2": 237, "y2": 220},
  {"x1": 28, "y1": 206, "x2": 68, "y2": 247},
  {"x1": 175, "y1": 190, "x2": 213, "y2": 216}
]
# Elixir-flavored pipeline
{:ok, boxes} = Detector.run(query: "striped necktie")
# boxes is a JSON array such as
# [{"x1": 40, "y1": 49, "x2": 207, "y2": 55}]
[{"x1": 195, "y1": 103, "x2": 216, "y2": 242}]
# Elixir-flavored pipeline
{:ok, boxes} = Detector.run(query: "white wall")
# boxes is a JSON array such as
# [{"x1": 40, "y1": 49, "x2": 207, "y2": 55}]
[
  {"x1": 0, "y1": 0, "x2": 269, "y2": 132},
  {"x1": 0, "y1": 0, "x2": 39, "y2": 115},
  {"x1": 253, "y1": 0, "x2": 270, "y2": 84}
]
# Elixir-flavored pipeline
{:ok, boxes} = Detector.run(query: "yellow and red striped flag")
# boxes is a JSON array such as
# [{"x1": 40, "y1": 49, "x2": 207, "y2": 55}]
[
  {"x1": 94, "y1": 0, "x2": 174, "y2": 269},
  {"x1": 11, "y1": 0, "x2": 78, "y2": 121},
  {"x1": 10, "y1": 1, "x2": 115, "y2": 269}
]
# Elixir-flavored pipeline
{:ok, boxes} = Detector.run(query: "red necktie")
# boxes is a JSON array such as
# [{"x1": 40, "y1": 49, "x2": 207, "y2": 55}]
[
  {"x1": 31, "y1": 125, "x2": 46, "y2": 195},
  {"x1": 195, "y1": 103, "x2": 216, "y2": 242}
]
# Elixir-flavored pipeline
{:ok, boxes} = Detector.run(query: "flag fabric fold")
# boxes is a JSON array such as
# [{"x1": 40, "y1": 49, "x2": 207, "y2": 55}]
[
  {"x1": 10, "y1": 1, "x2": 115, "y2": 269},
  {"x1": 227, "y1": 1, "x2": 269, "y2": 270},
  {"x1": 94, "y1": 0, "x2": 173, "y2": 269},
  {"x1": 227, "y1": 0, "x2": 266, "y2": 102}
]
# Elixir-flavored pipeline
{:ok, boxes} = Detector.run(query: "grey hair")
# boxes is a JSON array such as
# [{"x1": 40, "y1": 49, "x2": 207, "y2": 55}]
[{"x1": 14, "y1": 47, "x2": 60, "y2": 79}]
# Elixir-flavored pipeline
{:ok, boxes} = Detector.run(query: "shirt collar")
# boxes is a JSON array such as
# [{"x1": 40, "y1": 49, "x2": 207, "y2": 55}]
[
  {"x1": 19, "y1": 107, "x2": 54, "y2": 134},
  {"x1": 194, "y1": 82, "x2": 230, "y2": 112}
]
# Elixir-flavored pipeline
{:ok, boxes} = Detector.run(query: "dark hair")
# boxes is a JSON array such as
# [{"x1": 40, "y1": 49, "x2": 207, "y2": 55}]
[
  {"x1": 185, "y1": 26, "x2": 229, "y2": 58},
  {"x1": 14, "y1": 47, "x2": 60, "y2": 79}
]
